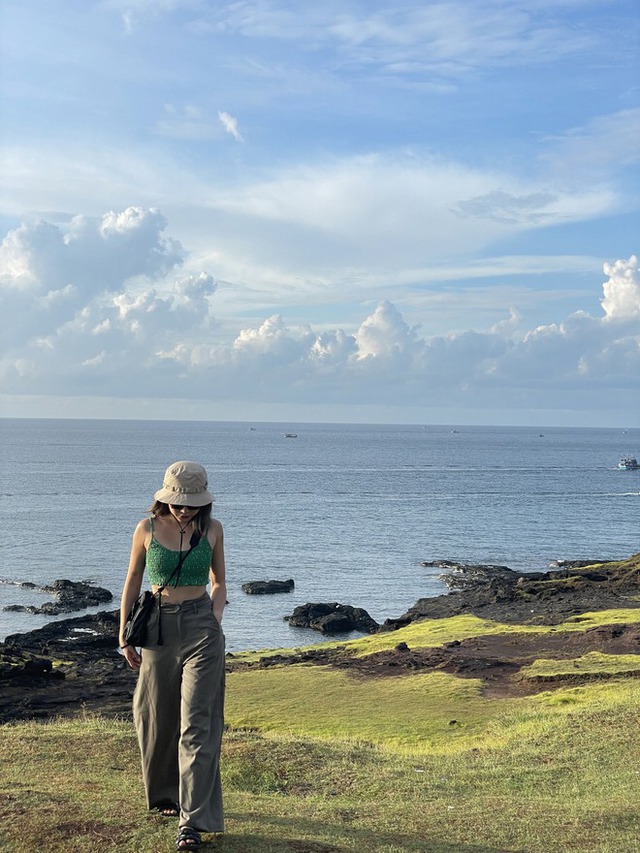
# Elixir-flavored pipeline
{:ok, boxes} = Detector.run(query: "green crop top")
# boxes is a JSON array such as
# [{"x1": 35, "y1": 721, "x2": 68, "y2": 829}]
[{"x1": 146, "y1": 518, "x2": 213, "y2": 587}]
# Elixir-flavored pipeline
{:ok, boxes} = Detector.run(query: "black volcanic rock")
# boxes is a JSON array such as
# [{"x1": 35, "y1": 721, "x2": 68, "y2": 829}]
[
  {"x1": 241, "y1": 579, "x2": 295, "y2": 595},
  {"x1": 2, "y1": 579, "x2": 113, "y2": 615},
  {"x1": 385, "y1": 558, "x2": 640, "y2": 628},
  {"x1": 0, "y1": 610, "x2": 135, "y2": 723},
  {"x1": 285, "y1": 603, "x2": 379, "y2": 634}
]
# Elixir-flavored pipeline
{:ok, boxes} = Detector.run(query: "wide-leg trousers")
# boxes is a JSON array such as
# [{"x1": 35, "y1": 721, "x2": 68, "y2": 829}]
[{"x1": 133, "y1": 593, "x2": 225, "y2": 833}]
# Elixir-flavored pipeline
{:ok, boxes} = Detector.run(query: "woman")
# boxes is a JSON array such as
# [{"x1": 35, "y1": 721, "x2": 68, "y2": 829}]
[{"x1": 119, "y1": 461, "x2": 226, "y2": 851}]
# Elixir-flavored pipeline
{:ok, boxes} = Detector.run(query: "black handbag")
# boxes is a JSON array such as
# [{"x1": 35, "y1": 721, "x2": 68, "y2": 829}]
[
  {"x1": 122, "y1": 590, "x2": 156, "y2": 647},
  {"x1": 122, "y1": 531, "x2": 201, "y2": 648}
]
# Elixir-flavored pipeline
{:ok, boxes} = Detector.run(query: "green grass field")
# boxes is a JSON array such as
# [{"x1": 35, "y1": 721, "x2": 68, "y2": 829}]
[{"x1": 3, "y1": 603, "x2": 640, "y2": 852}]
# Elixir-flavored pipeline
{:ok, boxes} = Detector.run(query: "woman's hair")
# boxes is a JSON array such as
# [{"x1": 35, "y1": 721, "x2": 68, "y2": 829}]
[{"x1": 149, "y1": 501, "x2": 212, "y2": 536}]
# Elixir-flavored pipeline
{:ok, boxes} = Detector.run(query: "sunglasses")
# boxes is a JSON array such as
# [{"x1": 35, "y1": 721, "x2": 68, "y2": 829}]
[{"x1": 170, "y1": 504, "x2": 199, "y2": 512}]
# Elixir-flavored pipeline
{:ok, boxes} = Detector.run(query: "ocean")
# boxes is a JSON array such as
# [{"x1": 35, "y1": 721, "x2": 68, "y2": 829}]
[{"x1": 0, "y1": 418, "x2": 638, "y2": 652}]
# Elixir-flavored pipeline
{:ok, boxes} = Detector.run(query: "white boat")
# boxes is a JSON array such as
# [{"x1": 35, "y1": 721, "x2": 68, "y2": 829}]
[
  {"x1": 618, "y1": 457, "x2": 639, "y2": 470},
  {"x1": 284, "y1": 433, "x2": 297, "y2": 438}
]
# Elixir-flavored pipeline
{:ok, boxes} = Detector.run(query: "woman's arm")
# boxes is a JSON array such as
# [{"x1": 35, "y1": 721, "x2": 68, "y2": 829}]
[
  {"x1": 119, "y1": 518, "x2": 148, "y2": 668},
  {"x1": 209, "y1": 518, "x2": 227, "y2": 625}
]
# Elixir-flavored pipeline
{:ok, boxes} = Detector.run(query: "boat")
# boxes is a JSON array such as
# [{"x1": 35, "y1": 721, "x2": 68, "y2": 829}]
[
  {"x1": 284, "y1": 433, "x2": 298, "y2": 438},
  {"x1": 618, "y1": 457, "x2": 640, "y2": 470}
]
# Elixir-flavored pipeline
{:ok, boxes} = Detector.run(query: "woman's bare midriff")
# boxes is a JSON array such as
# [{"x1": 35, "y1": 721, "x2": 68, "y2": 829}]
[{"x1": 153, "y1": 584, "x2": 209, "y2": 605}]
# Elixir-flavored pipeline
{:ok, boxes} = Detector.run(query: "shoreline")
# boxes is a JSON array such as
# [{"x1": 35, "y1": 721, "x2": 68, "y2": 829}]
[{"x1": 2, "y1": 554, "x2": 639, "y2": 724}]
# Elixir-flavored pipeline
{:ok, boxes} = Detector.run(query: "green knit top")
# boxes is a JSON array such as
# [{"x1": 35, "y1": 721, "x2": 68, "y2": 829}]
[{"x1": 146, "y1": 518, "x2": 212, "y2": 586}]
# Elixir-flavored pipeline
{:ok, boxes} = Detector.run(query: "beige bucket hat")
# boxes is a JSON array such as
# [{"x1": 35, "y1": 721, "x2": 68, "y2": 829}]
[{"x1": 154, "y1": 461, "x2": 214, "y2": 506}]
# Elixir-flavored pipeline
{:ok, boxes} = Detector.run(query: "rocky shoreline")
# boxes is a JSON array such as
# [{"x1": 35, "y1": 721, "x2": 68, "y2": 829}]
[
  {"x1": 2, "y1": 579, "x2": 113, "y2": 615},
  {"x1": 2, "y1": 555, "x2": 640, "y2": 724},
  {"x1": 0, "y1": 609, "x2": 134, "y2": 722},
  {"x1": 383, "y1": 557, "x2": 640, "y2": 627}
]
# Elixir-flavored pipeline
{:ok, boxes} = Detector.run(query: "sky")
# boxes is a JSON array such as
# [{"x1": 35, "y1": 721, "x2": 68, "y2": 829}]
[{"x1": 0, "y1": 0, "x2": 639, "y2": 427}]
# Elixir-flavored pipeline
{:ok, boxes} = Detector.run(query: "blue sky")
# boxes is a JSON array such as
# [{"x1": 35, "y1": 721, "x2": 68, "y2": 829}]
[{"x1": 0, "y1": 0, "x2": 638, "y2": 425}]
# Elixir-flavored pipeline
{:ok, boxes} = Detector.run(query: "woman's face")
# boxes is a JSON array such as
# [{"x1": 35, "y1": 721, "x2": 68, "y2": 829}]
[{"x1": 168, "y1": 503, "x2": 199, "y2": 525}]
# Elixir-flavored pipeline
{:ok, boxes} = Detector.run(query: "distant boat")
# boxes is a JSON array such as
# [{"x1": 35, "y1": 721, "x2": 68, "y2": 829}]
[
  {"x1": 618, "y1": 457, "x2": 639, "y2": 470},
  {"x1": 284, "y1": 433, "x2": 298, "y2": 438}
]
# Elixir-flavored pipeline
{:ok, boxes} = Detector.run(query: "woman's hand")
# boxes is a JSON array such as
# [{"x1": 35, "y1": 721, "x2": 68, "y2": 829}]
[{"x1": 121, "y1": 645, "x2": 142, "y2": 670}]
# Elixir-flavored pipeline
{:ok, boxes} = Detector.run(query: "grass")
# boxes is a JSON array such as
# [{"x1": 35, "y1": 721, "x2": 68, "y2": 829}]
[
  {"x1": 227, "y1": 668, "x2": 499, "y2": 750},
  {"x1": 224, "y1": 606, "x2": 640, "y2": 751},
  {"x1": 521, "y1": 650, "x2": 640, "y2": 681},
  {"x1": 4, "y1": 599, "x2": 640, "y2": 851},
  {"x1": 3, "y1": 692, "x2": 640, "y2": 853}
]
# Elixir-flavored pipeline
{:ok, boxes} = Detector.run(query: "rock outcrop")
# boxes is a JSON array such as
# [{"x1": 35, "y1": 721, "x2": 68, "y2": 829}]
[
  {"x1": 3, "y1": 579, "x2": 113, "y2": 615},
  {"x1": 285, "y1": 602, "x2": 379, "y2": 634},
  {"x1": 241, "y1": 579, "x2": 295, "y2": 594},
  {"x1": 0, "y1": 610, "x2": 135, "y2": 723},
  {"x1": 385, "y1": 558, "x2": 640, "y2": 628}
]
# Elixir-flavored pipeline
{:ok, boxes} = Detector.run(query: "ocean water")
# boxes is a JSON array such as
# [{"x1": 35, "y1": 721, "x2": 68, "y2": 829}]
[{"x1": 0, "y1": 418, "x2": 638, "y2": 652}]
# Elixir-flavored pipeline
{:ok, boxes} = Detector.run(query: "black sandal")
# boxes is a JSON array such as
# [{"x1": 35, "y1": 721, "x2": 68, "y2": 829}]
[
  {"x1": 176, "y1": 827, "x2": 202, "y2": 849},
  {"x1": 154, "y1": 801, "x2": 180, "y2": 818}
]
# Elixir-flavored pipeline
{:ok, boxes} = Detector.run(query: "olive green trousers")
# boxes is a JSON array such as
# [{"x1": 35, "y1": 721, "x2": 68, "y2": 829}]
[{"x1": 133, "y1": 593, "x2": 225, "y2": 833}]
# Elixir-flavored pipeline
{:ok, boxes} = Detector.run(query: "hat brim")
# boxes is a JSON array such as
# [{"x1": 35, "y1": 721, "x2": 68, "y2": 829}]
[{"x1": 153, "y1": 488, "x2": 213, "y2": 507}]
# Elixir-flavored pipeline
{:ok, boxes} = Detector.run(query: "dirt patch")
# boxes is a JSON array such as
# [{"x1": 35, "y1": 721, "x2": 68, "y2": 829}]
[
  {"x1": 235, "y1": 623, "x2": 640, "y2": 699},
  {"x1": 338, "y1": 623, "x2": 640, "y2": 697},
  {"x1": 52, "y1": 821, "x2": 132, "y2": 844}
]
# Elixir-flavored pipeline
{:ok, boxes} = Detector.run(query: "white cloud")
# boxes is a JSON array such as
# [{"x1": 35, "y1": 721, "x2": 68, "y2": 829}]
[
  {"x1": 540, "y1": 108, "x2": 640, "y2": 180},
  {"x1": 199, "y1": 1, "x2": 594, "y2": 79},
  {"x1": 601, "y1": 255, "x2": 640, "y2": 321},
  {"x1": 0, "y1": 207, "x2": 182, "y2": 296},
  {"x1": 218, "y1": 111, "x2": 244, "y2": 142},
  {"x1": 0, "y1": 208, "x2": 185, "y2": 352},
  {"x1": 0, "y1": 108, "x2": 630, "y2": 310},
  {"x1": 207, "y1": 153, "x2": 616, "y2": 279},
  {"x1": 354, "y1": 300, "x2": 419, "y2": 360},
  {"x1": 0, "y1": 208, "x2": 637, "y2": 417}
]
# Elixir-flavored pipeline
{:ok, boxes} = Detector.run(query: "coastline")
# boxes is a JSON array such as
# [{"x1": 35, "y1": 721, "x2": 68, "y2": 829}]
[{"x1": 2, "y1": 554, "x2": 640, "y2": 724}]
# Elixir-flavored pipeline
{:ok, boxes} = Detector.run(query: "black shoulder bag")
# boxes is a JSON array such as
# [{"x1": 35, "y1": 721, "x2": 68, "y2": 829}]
[{"x1": 122, "y1": 531, "x2": 201, "y2": 648}]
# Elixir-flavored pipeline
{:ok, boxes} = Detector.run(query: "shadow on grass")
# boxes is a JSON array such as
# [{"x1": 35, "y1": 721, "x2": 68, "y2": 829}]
[{"x1": 223, "y1": 811, "x2": 518, "y2": 853}]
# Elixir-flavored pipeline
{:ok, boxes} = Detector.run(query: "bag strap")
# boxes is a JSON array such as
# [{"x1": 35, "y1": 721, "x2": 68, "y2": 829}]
[{"x1": 155, "y1": 529, "x2": 202, "y2": 645}]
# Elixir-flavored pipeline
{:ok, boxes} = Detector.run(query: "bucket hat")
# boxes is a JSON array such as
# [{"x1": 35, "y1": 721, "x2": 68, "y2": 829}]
[{"x1": 154, "y1": 461, "x2": 213, "y2": 506}]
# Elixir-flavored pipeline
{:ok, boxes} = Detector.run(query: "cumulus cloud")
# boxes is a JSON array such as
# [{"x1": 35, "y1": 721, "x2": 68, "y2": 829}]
[
  {"x1": 186, "y1": 269, "x2": 636, "y2": 407},
  {"x1": 0, "y1": 207, "x2": 184, "y2": 350},
  {"x1": 0, "y1": 207, "x2": 637, "y2": 413},
  {"x1": 601, "y1": 255, "x2": 640, "y2": 321},
  {"x1": 0, "y1": 209, "x2": 213, "y2": 384},
  {"x1": 354, "y1": 300, "x2": 419, "y2": 360},
  {"x1": 0, "y1": 206, "x2": 182, "y2": 297},
  {"x1": 490, "y1": 307, "x2": 521, "y2": 336}
]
